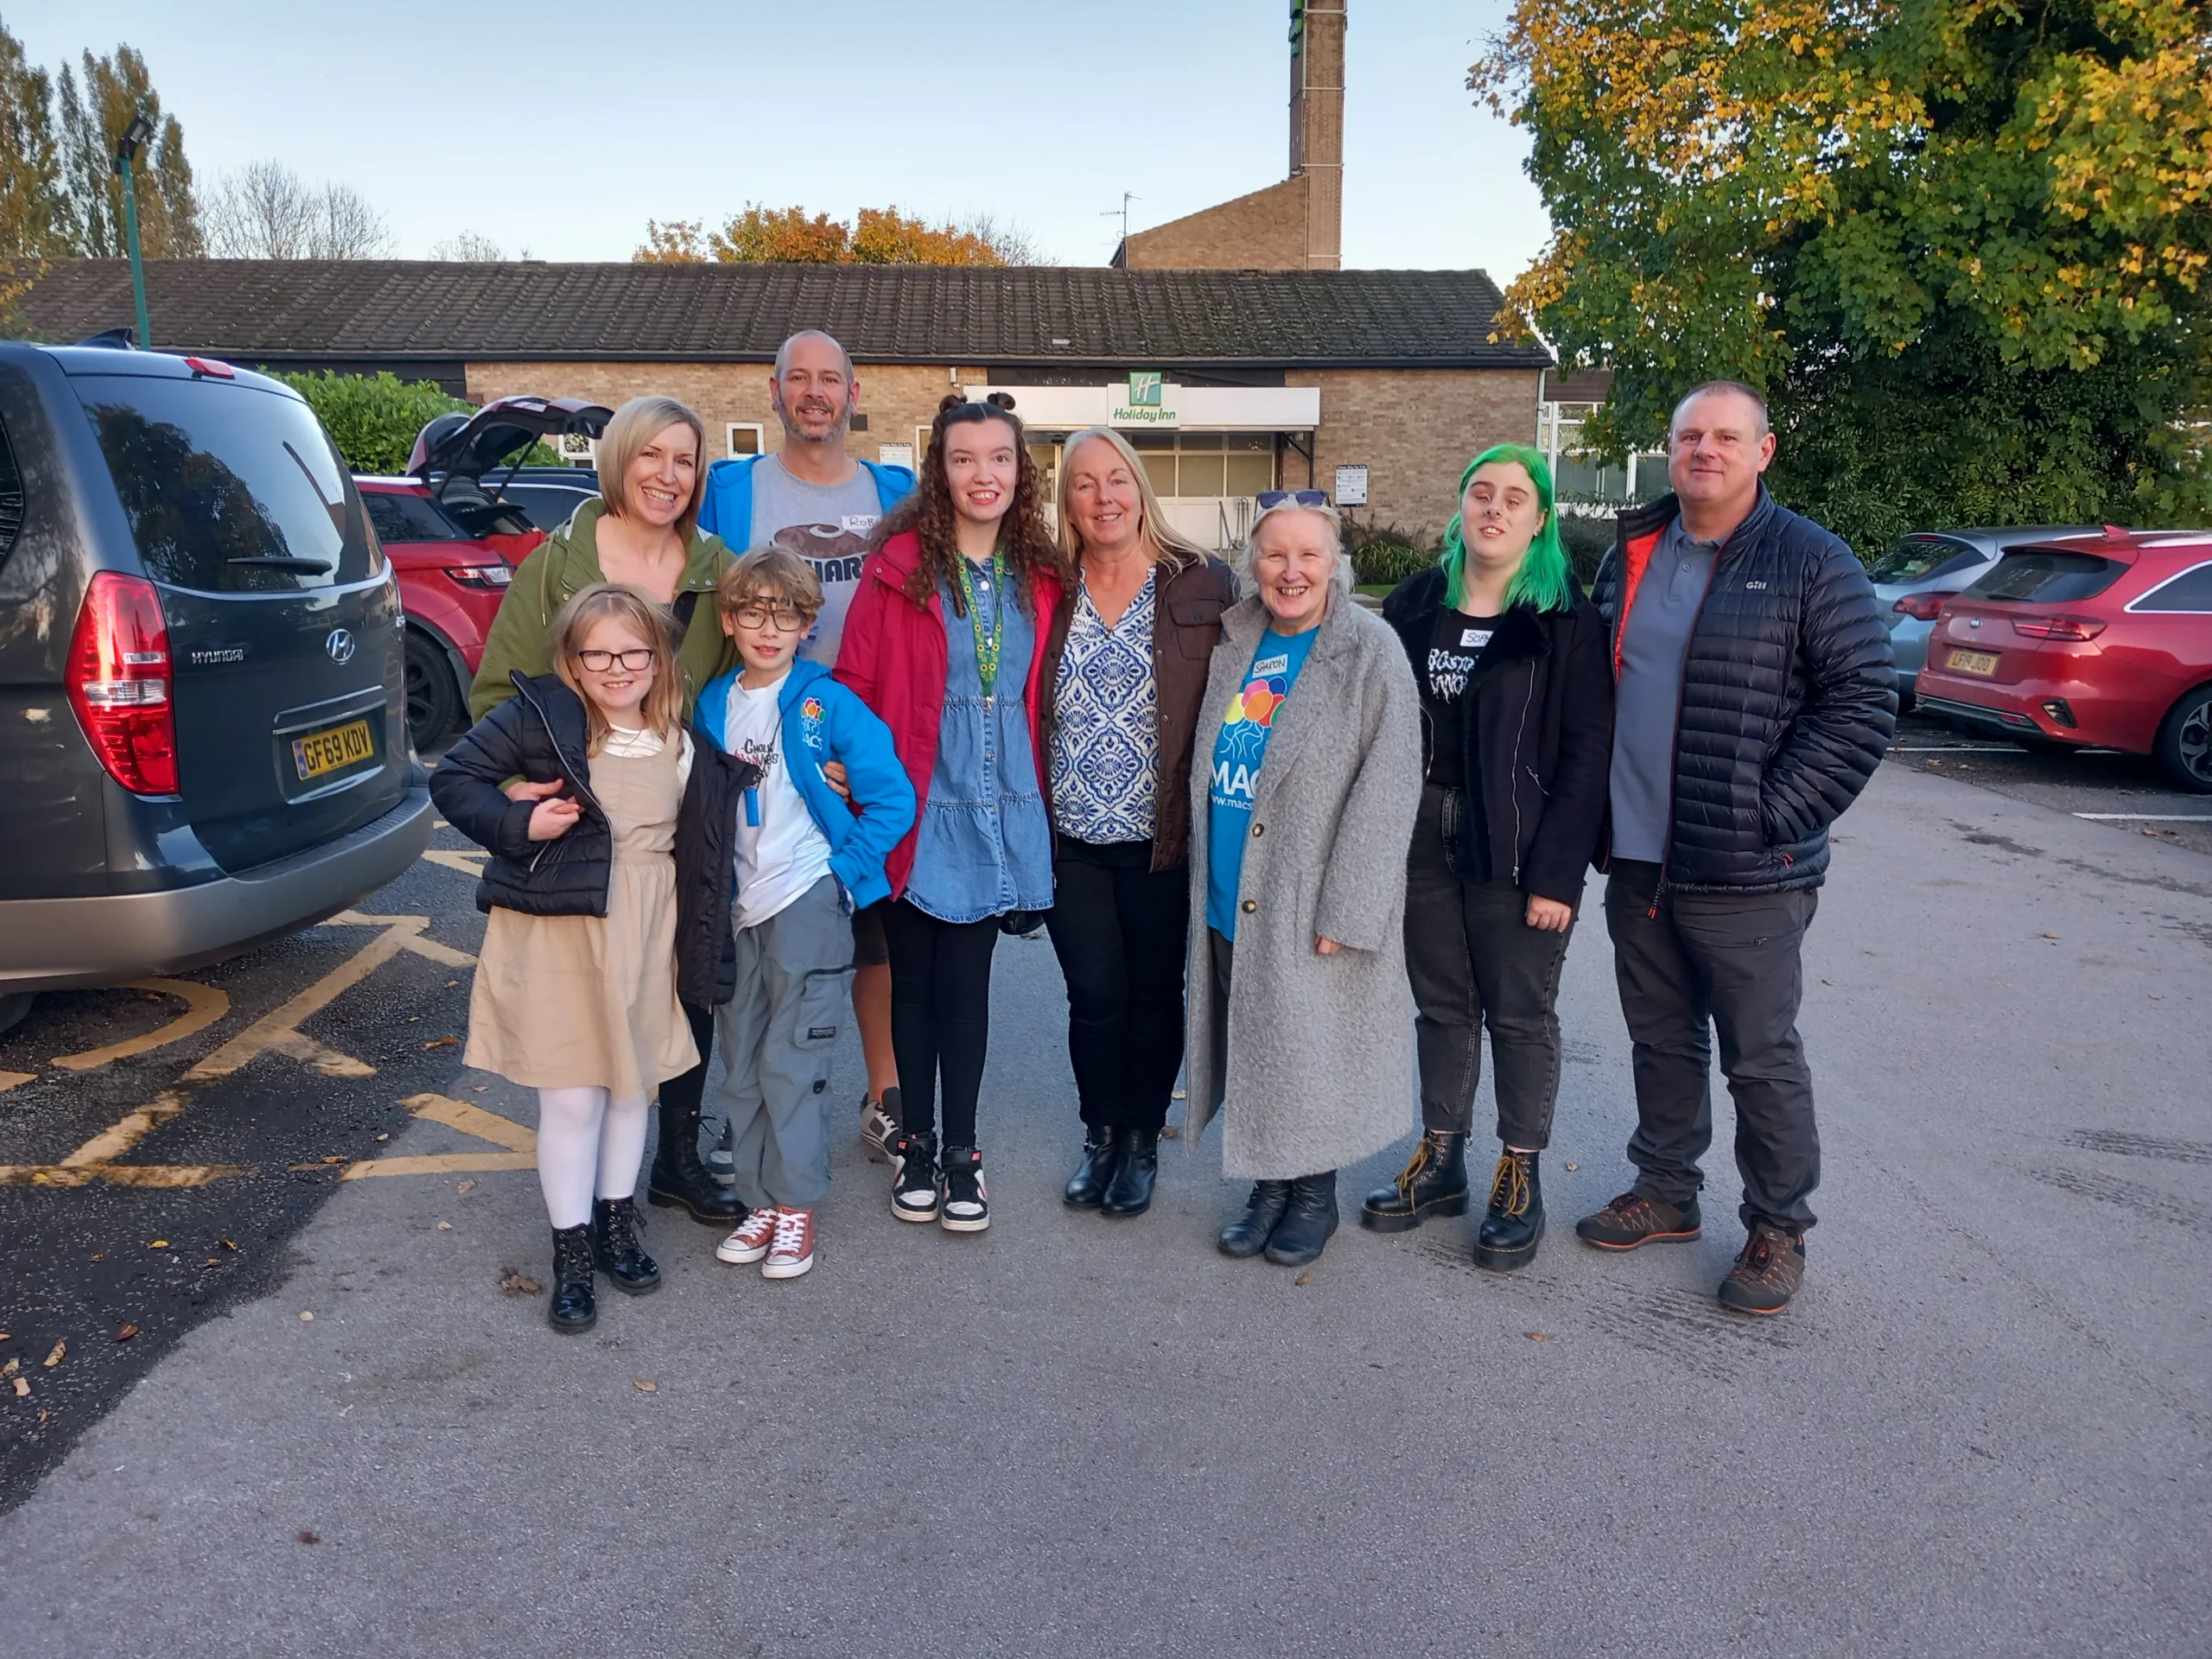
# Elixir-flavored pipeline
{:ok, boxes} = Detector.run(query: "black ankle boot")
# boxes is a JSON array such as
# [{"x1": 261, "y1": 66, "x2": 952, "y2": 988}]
[
  {"x1": 1264, "y1": 1171, "x2": 1340, "y2": 1266},
  {"x1": 647, "y1": 1097, "x2": 744, "y2": 1225},
  {"x1": 1100, "y1": 1126, "x2": 1159, "y2": 1217},
  {"x1": 1359, "y1": 1129, "x2": 1470, "y2": 1232},
  {"x1": 548, "y1": 1224, "x2": 596, "y2": 1333},
  {"x1": 591, "y1": 1197, "x2": 662, "y2": 1295},
  {"x1": 1063, "y1": 1126, "x2": 1121, "y2": 1208},
  {"x1": 1217, "y1": 1180, "x2": 1292, "y2": 1257},
  {"x1": 1472, "y1": 1148, "x2": 1545, "y2": 1272}
]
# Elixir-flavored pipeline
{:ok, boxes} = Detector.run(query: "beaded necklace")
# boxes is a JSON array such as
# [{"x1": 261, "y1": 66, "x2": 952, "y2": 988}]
[{"x1": 953, "y1": 543, "x2": 1010, "y2": 696}]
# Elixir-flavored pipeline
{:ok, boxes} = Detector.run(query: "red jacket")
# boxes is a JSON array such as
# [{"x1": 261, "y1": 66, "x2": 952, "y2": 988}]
[{"x1": 833, "y1": 529, "x2": 1065, "y2": 899}]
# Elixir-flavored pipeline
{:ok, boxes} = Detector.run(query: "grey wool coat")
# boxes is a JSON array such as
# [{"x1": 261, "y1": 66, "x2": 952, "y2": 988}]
[{"x1": 1183, "y1": 588, "x2": 1424, "y2": 1180}]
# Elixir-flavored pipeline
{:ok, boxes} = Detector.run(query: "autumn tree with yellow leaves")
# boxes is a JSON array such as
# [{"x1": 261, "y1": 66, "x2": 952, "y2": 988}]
[
  {"x1": 1473, "y1": 0, "x2": 2212, "y2": 550},
  {"x1": 636, "y1": 204, "x2": 1009, "y2": 266}
]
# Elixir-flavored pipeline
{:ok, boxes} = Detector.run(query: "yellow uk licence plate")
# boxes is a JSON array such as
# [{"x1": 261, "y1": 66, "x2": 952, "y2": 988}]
[
  {"x1": 291, "y1": 718, "x2": 375, "y2": 780},
  {"x1": 1947, "y1": 648, "x2": 2000, "y2": 677}
]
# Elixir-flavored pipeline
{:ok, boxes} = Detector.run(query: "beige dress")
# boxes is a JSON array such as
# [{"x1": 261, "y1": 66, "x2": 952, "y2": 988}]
[{"x1": 464, "y1": 732, "x2": 697, "y2": 1096}]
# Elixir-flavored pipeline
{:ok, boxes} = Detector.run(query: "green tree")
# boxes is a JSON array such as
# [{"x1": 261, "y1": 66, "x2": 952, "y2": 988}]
[
  {"x1": 56, "y1": 43, "x2": 200, "y2": 258},
  {"x1": 0, "y1": 18, "x2": 63, "y2": 258},
  {"x1": 274, "y1": 370, "x2": 469, "y2": 474},
  {"x1": 1472, "y1": 0, "x2": 2212, "y2": 551}
]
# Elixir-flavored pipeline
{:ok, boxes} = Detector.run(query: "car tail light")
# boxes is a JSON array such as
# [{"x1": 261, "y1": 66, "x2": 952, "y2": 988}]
[
  {"x1": 1891, "y1": 591, "x2": 1956, "y2": 621},
  {"x1": 2012, "y1": 613, "x2": 2106, "y2": 640},
  {"x1": 445, "y1": 565, "x2": 513, "y2": 588},
  {"x1": 66, "y1": 571, "x2": 178, "y2": 795},
  {"x1": 182, "y1": 356, "x2": 235, "y2": 378}
]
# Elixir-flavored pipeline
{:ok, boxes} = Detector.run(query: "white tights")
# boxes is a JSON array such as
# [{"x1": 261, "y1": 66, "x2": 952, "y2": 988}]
[{"x1": 536, "y1": 1087, "x2": 650, "y2": 1230}]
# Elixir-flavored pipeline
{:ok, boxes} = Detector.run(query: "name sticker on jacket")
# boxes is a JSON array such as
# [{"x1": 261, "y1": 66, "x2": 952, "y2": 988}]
[
  {"x1": 1459, "y1": 628, "x2": 1493, "y2": 649},
  {"x1": 1250, "y1": 652, "x2": 1291, "y2": 677},
  {"x1": 842, "y1": 514, "x2": 880, "y2": 537}
]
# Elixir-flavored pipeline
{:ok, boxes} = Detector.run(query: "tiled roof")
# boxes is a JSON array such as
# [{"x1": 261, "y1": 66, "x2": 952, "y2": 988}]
[{"x1": 16, "y1": 260, "x2": 1551, "y2": 370}]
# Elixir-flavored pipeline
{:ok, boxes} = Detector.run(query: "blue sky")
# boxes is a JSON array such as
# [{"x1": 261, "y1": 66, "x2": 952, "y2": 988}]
[{"x1": 12, "y1": 1, "x2": 1548, "y2": 276}]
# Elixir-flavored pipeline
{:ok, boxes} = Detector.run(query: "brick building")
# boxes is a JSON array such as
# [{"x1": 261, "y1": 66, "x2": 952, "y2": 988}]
[{"x1": 18, "y1": 258, "x2": 1549, "y2": 545}]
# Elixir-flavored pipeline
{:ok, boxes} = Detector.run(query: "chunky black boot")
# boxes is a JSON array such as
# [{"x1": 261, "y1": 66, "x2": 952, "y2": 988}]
[
  {"x1": 1217, "y1": 1180, "x2": 1293, "y2": 1257},
  {"x1": 591, "y1": 1196, "x2": 663, "y2": 1295},
  {"x1": 1063, "y1": 1126, "x2": 1121, "y2": 1208},
  {"x1": 1100, "y1": 1127, "x2": 1159, "y2": 1217},
  {"x1": 1472, "y1": 1149, "x2": 1545, "y2": 1272},
  {"x1": 1264, "y1": 1171, "x2": 1340, "y2": 1267},
  {"x1": 1359, "y1": 1129, "x2": 1470, "y2": 1233},
  {"x1": 647, "y1": 1096, "x2": 744, "y2": 1226},
  {"x1": 548, "y1": 1224, "x2": 597, "y2": 1333}
]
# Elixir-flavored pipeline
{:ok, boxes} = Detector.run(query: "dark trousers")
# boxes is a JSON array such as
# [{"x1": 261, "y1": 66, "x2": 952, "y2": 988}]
[
  {"x1": 1402, "y1": 784, "x2": 1573, "y2": 1147},
  {"x1": 1044, "y1": 835, "x2": 1190, "y2": 1134},
  {"x1": 1207, "y1": 927, "x2": 1233, "y2": 1112},
  {"x1": 657, "y1": 1000, "x2": 716, "y2": 1154},
  {"x1": 883, "y1": 899, "x2": 1001, "y2": 1148},
  {"x1": 1604, "y1": 859, "x2": 1821, "y2": 1232}
]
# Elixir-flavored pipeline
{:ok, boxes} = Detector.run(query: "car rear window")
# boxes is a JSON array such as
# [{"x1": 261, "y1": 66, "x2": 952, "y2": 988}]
[
  {"x1": 0, "y1": 411, "x2": 22, "y2": 575},
  {"x1": 1870, "y1": 536, "x2": 1978, "y2": 584},
  {"x1": 2131, "y1": 560, "x2": 2212, "y2": 613},
  {"x1": 1964, "y1": 550, "x2": 2122, "y2": 603},
  {"x1": 75, "y1": 374, "x2": 374, "y2": 593},
  {"x1": 363, "y1": 489, "x2": 462, "y2": 544}
]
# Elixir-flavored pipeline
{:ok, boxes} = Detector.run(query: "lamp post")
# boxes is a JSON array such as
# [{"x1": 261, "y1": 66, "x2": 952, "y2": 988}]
[{"x1": 111, "y1": 112, "x2": 155, "y2": 350}]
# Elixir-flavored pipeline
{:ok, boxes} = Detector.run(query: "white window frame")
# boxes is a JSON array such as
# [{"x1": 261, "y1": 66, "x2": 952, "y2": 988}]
[
  {"x1": 2125, "y1": 558, "x2": 2212, "y2": 613},
  {"x1": 727, "y1": 423, "x2": 766, "y2": 459}
]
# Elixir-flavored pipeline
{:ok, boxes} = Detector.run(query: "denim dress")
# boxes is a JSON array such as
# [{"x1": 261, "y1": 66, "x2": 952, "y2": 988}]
[{"x1": 902, "y1": 561, "x2": 1057, "y2": 925}]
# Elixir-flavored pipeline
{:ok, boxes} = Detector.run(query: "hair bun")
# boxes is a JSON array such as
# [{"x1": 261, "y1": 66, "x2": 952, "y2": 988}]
[
  {"x1": 985, "y1": 391, "x2": 1016, "y2": 411},
  {"x1": 938, "y1": 392, "x2": 966, "y2": 414}
]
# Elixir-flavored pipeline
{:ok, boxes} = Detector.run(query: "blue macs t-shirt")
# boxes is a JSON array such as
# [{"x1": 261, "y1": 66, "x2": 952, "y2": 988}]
[{"x1": 1207, "y1": 627, "x2": 1319, "y2": 940}]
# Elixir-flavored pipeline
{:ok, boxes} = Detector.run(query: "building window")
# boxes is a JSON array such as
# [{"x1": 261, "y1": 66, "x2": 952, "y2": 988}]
[{"x1": 728, "y1": 423, "x2": 765, "y2": 459}]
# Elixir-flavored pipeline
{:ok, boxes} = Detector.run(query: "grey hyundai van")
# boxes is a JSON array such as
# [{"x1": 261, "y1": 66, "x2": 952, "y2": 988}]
[{"x1": 0, "y1": 342, "x2": 432, "y2": 1026}]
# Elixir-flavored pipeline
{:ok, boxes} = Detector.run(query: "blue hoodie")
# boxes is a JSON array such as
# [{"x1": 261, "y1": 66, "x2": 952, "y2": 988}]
[{"x1": 696, "y1": 657, "x2": 915, "y2": 913}]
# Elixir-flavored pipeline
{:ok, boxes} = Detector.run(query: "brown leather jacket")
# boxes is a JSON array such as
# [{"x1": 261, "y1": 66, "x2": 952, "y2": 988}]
[{"x1": 1040, "y1": 552, "x2": 1236, "y2": 873}]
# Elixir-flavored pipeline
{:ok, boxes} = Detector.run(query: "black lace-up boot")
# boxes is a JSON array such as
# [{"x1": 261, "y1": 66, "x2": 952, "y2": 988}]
[
  {"x1": 548, "y1": 1224, "x2": 597, "y2": 1333},
  {"x1": 1063, "y1": 1125, "x2": 1122, "y2": 1208},
  {"x1": 647, "y1": 1096, "x2": 744, "y2": 1226},
  {"x1": 1359, "y1": 1129, "x2": 1470, "y2": 1232},
  {"x1": 1217, "y1": 1180, "x2": 1293, "y2": 1257},
  {"x1": 590, "y1": 1197, "x2": 662, "y2": 1295},
  {"x1": 1264, "y1": 1171, "x2": 1340, "y2": 1267},
  {"x1": 1100, "y1": 1127, "x2": 1159, "y2": 1217},
  {"x1": 1471, "y1": 1149, "x2": 1545, "y2": 1271}
]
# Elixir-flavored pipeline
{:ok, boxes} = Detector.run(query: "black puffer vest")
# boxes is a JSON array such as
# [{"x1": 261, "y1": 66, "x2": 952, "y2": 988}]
[{"x1": 1588, "y1": 489, "x2": 1897, "y2": 893}]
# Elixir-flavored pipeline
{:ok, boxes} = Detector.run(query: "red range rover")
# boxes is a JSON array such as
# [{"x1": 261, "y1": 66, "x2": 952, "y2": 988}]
[{"x1": 1914, "y1": 526, "x2": 2212, "y2": 792}]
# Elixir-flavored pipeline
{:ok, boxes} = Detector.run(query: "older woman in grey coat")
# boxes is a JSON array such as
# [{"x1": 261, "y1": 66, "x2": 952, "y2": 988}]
[{"x1": 1185, "y1": 493, "x2": 1423, "y2": 1266}]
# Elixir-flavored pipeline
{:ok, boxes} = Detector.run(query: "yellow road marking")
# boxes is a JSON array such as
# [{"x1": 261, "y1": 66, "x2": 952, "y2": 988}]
[
  {"x1": 0, "y1": 1162, "x2": 251, "y2": 1188},
  {"x1": 343, "y1": 1152, "x2": 533, "y2": 1179},
  {"x1": 51, "y1": 979, "x2": 232, "y2": 1072},
  {"x1": 420, "y1": 849, "x2": 486, "y2": 876},
  {"x1": 340, "y1": 1092, "x2": 535, "y2": 1179},
  {"x1": 0, "y1": 1071, "x2": 34, "y2": 1092}
]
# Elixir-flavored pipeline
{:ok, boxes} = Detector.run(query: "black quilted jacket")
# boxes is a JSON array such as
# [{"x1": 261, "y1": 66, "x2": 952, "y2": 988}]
[{"x1": 1589, "y1": 489, "x2": 1896, "y2": 893}]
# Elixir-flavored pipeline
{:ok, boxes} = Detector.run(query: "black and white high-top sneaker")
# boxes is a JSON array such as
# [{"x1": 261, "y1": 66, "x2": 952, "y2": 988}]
[
  {"x1": 891, "y1": 1128, "x2": 940, "y2": 1224},
  {"x1": 939, "y1": 1145, "x2": 989, "y2": 1233}
]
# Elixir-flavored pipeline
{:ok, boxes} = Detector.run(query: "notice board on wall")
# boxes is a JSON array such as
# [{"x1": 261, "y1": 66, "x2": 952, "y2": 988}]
[{"x1": 1334, "y1": 464, "x2": 1369, "y2": 506}]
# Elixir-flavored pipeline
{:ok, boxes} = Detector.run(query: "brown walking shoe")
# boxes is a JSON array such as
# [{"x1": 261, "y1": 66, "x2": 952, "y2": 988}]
[
  {"x1": 1573, "y1": 1190, "x2": 1702, "y2": 1249},
  {"x1": 1718, "y1": 1223, "x2": 1805, "y2": 1314}
]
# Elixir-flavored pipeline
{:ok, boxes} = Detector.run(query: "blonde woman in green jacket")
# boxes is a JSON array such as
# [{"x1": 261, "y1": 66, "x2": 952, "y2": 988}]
[
  {"x1": 467, "y1": 394, "x2": 739, "y2": 723},
  {"x1": 464, "y1": 393, "x2": 741, "y2": 1230}
]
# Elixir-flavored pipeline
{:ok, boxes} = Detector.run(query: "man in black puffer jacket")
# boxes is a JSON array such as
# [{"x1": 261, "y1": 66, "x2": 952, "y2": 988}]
[{"x1": 1573, "y1": 382, "x2": 1895, "y2": 1315}]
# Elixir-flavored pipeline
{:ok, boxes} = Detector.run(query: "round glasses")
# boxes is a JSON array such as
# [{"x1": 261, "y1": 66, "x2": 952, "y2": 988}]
[
  {"x1": 573, "y1": 647, "x2": 656, "y2": 672},
  {"x1": 731, "y1": 601, "x2": 809, "y2": 632}
]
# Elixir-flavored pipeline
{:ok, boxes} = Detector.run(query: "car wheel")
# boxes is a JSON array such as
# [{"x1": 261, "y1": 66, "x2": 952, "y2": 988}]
[
  {"x1": 2154, "y1": 683, "x2": 2212, "y2": 795},
  {"x1": 404, "y1": 630, "x2": 464, "y2": 752}
]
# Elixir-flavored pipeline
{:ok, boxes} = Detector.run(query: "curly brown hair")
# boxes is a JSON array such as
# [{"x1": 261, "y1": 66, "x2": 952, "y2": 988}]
[{"x1": 877, "y1": 392, "x2": 1064, "y2": 614}]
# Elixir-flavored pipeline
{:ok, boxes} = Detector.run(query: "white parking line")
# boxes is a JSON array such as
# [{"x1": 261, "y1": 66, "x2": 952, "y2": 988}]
[{"x1": 2072, "y1": 813, "x2": 2212, "y2": 821}]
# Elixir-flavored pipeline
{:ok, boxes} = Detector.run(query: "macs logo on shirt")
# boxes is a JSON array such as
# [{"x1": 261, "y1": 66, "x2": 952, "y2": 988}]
[{"x1": 1211, "y1": 658, "x2": 1291, "y2": 805}]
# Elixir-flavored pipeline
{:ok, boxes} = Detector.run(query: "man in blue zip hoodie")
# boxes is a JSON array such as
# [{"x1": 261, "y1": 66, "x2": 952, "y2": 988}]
[
  {"x1": 696, "y1": 327, "x2": 916, "y2": 1163},
  {"x1": 695, "y1": 550, "x2": 914, "y2": 1279}
]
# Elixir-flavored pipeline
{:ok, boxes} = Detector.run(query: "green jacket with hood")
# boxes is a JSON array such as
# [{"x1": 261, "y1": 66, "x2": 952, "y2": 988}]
[{"x1": 467, "y1": 497, "x2": 739, "y2": 722}]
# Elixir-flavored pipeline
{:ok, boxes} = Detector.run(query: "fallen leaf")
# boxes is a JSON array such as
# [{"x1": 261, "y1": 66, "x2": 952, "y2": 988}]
[
  {"x1": 42, "y1": 1340, "x2": 64, "y2": 1368},
  {"x1": 633, "y1": 1378, "x2": 658, "y2": 1393},
  {"x1": 456, "y1": 1179, "x2": 475, "y2": 1193},
  {"x1": 2043, "y1": 932, "x2": 2060, "y2": 940},
  {"x1": 1565, "y1": 1162, "x2": 1580, "y2": 1172},
  {"x1": 204, "y1": 1258, "x2": 219, "y2": 1267},
  {"x1": 220, "y1": 1239, "x2": 238, "y2": 1250},
  {"x1": 321, "y1": 1156, "x2": 343, "y2": 1165},
  {"x1": 115, "y1": 1324, "x2": 138, "y2": 1342},
  {"x1": 90, "y1": 1253, "x2": 103, "y2": 1262},
  {"x1": 374, "y1": 1133, "x2": 389, "y2": 1142},
  {"x1": 1159, "y1": 1123, "x2": 1181, "y2": 1140},
  {"x1": 499, "y1": 1269, "x2": 543, "y2": 1297},
  {"x1": 1294, "y1": 1272, "x2": 1312, "y2": 1286},
  {"x1": 445, "y1": 979, "x2": 460, "y2": 988},
  {"x1": 1525, "y1": 1332, "x2": 1554, "y2": 1341},
  {"x1": 0, "y1": 1358, "x2": 17, "y2": 1377},
  {"x1": 298, "y1": 1311, "x2": 314, "y2": 1322},
  {"x1": 149, "y1": 1239, "x2": 168, "y2": 1249},
  {"x1": 472, "y1": 1084, "x2": 487, "y2": 1093},
  {"x1": 298, "y1": 1530, "x2": 320, "y2": 1545},
  {"x1": 423, "y1": 1036, "x2": 457, "y2": 1050},
  {"x1": 436, "y1": 1222, "x2": 452, "y2": 1231},
  {"x1": 10, "y1": 1377, "x2": 25, "y2": 1396}
]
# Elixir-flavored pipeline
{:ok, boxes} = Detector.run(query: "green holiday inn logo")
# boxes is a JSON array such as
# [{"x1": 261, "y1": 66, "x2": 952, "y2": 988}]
[
  {"x1": 1114, "y1": 370, "x2": 1176, "y2": 424},
  {"x1": 1127, "y1": 371, "x2": 1163, "y2": 407}
]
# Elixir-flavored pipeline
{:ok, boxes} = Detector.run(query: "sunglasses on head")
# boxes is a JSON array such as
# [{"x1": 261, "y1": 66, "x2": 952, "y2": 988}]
[{"x1": 1255, "y1": 490, "x2": 1331, "y2": 510}]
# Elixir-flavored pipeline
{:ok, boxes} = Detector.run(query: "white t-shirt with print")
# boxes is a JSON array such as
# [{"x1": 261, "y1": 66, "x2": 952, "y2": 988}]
[{"x1": 722, "y1": 674, "x2": 834, "y2": 930}]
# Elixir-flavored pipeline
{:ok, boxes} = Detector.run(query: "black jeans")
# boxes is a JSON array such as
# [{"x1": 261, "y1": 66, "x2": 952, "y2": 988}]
[
  {"x1": 1604, "y1": 859, "x2": 1821, "y2": 1233},
  {"x1": 658, "y1": 1000, "x2": 716, "y2": 1147},
  {"x1": 1402, "y1": 785, "x2": 1573, "y2": 1147},
  {"x1": 883, "y1": 899, "x2": 1001, "y2": 1148},
  {"x1": 1044, "y1": 835, "x2": 1190, "y2": 1135}
]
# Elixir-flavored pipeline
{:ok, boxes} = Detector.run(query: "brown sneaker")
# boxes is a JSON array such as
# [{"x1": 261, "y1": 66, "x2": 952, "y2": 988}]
[
  {"x1": 1718, "y1": 1223, "x2": 1804, "y2": 1314},
  {"x1": 762, "y1": 1208, "x2": 816, "y2": 1281},
  {"x1": 1574, "y1": 1190, "x2": 1702, "y2": 1249}
]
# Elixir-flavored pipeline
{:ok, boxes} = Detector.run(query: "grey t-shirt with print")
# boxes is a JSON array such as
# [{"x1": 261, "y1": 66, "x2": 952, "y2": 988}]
[
  {"x1": 1607, "y1": 516, "x2": 1721, "y2": 865},
  {"x1": 747, "y1": 455, "x2": 885, "y2": 667}
]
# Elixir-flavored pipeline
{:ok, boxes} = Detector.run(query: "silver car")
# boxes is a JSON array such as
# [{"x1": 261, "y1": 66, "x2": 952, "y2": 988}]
[{"x1": 1873, "y1": 526, "x2": 2101, "y2": 708}]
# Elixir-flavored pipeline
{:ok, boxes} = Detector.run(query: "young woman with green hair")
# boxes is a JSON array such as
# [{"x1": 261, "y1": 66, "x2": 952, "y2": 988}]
[{"x1": 1369, "y1": 443, "x2": 1614, "y2": 1270}]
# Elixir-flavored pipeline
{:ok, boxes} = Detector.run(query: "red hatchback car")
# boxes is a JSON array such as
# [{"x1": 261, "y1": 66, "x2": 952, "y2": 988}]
[{"x1": 1915, "y1": 526, "x2": 2212, "y2": 792}]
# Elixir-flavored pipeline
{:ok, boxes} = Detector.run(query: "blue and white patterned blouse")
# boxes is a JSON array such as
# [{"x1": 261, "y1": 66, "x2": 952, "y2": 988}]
[{"x1": 1049, "y1": 566, "x2": 1160, "y2": 845}]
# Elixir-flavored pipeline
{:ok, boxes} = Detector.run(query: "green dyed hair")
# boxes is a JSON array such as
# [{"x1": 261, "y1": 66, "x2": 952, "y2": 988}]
[{"x1": 1440, "y1": 443, "x2": 1572, "y2": 613}]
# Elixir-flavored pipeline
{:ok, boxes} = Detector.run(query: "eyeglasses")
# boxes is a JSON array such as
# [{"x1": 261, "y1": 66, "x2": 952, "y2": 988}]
[
  {"x1": 730, "y1": 600, "x2": 809, "y2": 632},
  {"x1": 572, "y1": 647, "x2": 657, "y2": 672},
  {"x1": 1255, "y1": 490, "x2": 1331, "y2": 510}
]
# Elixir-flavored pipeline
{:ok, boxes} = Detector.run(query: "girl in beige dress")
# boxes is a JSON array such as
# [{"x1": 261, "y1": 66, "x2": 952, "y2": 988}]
[{"x1": 430, "y1": 583, "x2": 697, "y2": 1333}]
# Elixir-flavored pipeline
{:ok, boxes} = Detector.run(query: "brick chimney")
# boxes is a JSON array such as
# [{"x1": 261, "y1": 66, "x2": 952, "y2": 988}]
[{"x1": 1288, "y1": 0, "x2": 1345, "y2": 270}]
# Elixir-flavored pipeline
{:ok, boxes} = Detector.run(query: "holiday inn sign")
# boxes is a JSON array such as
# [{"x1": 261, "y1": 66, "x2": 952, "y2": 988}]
[{"x1": 963, "y1": 380, "x2": 1320, "y2": 434}]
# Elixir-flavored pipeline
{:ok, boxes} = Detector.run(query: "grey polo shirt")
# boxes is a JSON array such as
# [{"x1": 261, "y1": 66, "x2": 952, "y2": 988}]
[{"x1": 1607, "y1": 516, "x2": 1721, "y2": 864}]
